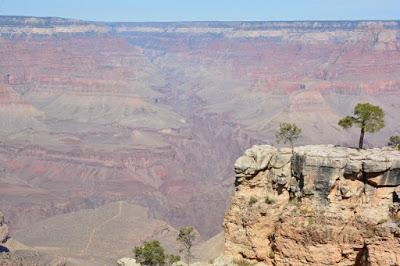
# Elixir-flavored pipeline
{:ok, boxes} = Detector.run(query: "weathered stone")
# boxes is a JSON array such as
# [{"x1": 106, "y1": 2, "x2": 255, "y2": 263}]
[
  {"x1": 270, "y1": 151, "x2": 292, "y2": 169},
  {"x1": 225, "y1": 145, "x2": 400, "y2": 265},
  {"x1": 339, "y1": 179, "x2": 363, "y2": 199},
  {"x1": 344, "y1": 160, "x2": 362, "y2": 174},
  {"x1": 368, "y1": 170, "x2": 400, "y2": 186},
  {"x1": 362, "y1": 160, "x2": 391, "y2": 173},
  {"x1": 212, "y1": 255, "x2": 234, "y2": 266},
  {"x1": 234, "y1": 145, "x2": 276, "y2": 179}
]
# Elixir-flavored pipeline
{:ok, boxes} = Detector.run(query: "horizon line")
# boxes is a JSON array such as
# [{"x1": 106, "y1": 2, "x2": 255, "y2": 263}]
[{"x1": 0, "y1": 15, "x2": 399, "y2": 24}]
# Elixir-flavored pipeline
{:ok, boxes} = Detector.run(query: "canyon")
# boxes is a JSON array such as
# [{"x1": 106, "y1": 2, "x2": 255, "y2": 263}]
[{"x1": 0, "y1": 16, "x2": 399, "y2": 263}]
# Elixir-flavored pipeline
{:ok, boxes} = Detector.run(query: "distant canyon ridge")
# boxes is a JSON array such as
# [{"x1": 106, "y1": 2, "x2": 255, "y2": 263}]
[{"x1": 0, "y1": 16, "x2": 399, "y2": 262}]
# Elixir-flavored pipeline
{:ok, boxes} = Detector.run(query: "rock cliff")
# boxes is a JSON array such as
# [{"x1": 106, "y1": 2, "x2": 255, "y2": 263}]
[{"x1": 224, "y1": 145, "x2": 400, "y2": 265}]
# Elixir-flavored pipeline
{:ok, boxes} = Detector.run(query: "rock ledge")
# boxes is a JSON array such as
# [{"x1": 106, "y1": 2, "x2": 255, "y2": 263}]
[{"x1": 225, "y1": 145, "x2": 400, "y2": 265}]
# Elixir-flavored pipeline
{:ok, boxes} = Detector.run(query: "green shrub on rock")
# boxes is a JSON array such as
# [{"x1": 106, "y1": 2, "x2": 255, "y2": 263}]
[
  {"x1": 133, "y1": 240, "x2": 180, "y2": 266},
  {"x1": 388, "y1": 135, "x2": 400, "y2": 150}
]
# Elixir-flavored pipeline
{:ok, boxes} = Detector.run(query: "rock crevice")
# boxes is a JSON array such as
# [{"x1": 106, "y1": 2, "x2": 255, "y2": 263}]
[{"x1": 224, "y1": 145, "x2": 400, "y2": 265}]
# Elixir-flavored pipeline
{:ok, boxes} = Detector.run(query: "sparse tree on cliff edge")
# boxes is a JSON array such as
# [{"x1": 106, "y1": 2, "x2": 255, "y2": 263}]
[
  {"x1": 276, "y1": 122, "x2": 302, "y2": 153},
  {"x1": 177, "y1": 226, "x2": 196, "y2": 265},
  {"x1": 338, "y1": 103, "x2": 385, "y2": 149},
  {"x1": 388, "y1": 135, "x2": 400, "y2": 150}
]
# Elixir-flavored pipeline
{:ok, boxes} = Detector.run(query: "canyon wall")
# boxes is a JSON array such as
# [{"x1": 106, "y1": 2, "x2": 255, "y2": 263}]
[
  {"x1": 225, "y1": 145, "x2": 400, "y2": 265},
  {"x1": 0, "y1": 16, "x2": 399, "y2": 260}
]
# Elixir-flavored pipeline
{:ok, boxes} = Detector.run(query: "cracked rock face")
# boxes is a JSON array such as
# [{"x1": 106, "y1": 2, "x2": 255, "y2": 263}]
[{"x1": 224, "y1": 145, "x2": 400, "y2": 265}]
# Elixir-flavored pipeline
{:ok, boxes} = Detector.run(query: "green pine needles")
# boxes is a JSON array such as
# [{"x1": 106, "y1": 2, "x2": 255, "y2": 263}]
[{"x1": 338, "y1": 103, "x2": 385, "y2": 149}]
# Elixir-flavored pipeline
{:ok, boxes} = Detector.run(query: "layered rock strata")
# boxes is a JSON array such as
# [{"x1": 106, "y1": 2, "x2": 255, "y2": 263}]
[
  {"x1": 224, "y1": 145, "x2": 400, "y2": 265},
  {"x1": 1, "y1": 17, "x2": 400, "y2": 261}
]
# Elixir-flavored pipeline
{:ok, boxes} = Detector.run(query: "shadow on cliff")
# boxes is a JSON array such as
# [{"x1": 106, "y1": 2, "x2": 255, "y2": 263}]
[
  {"x1": 355, "y1": 245, "x2": 370, "y2": 266},
  {"x1": 0, "y1": 245, "x2": 9, "y2": 253}
]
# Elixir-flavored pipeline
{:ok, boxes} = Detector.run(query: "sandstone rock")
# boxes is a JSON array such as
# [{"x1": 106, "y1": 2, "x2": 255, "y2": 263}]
[
  {"x1": 234, "y1": 145, "x2": 275, "y2": 179},
  {"x1": 212, "y1": 255, "x2": 234, "y2": 266},
  {"x1": 344, "y1": 159, "x2": 362, "y2": 174},
  {"x1": 362, "y1": 159, "x2": 391, "y2": 173},
  {"x1": 225, "y1": 145, "x2": 400, "y2": 265}
]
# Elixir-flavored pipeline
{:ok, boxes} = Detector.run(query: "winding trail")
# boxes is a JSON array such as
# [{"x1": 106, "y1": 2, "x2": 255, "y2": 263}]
[{"x1": 80, "y1": 201, "x2": 123, "y2": 256}]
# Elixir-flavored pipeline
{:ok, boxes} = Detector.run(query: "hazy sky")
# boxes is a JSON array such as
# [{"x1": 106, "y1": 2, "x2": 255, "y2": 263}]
[{"x1": 0, "y1": 0, "x2": 399, "y2": 22}]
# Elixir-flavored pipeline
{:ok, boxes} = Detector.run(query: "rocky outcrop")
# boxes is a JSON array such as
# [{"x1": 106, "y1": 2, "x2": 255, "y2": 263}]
[
  {"x1": 0, "y1": 211, "x2": 8, "y2": 247},
  {"x1": 224, "y1": 145, "x2": 400, "y2": 265}
]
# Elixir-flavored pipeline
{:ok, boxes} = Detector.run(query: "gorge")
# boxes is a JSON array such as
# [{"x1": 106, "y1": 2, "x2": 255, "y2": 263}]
[{"x1": 0, "y1": 16, "x2": 399, "y2": 264}]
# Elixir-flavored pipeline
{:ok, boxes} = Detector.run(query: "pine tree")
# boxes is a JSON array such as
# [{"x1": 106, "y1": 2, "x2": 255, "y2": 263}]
[{"x1": 338, "y1": 103, "x2": 384, "y2": 149}]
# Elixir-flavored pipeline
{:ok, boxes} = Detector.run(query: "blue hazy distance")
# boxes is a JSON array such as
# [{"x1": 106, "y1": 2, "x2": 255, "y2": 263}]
[{"x1": 0, "y1": 0, "x2": 399, "y2": 22}]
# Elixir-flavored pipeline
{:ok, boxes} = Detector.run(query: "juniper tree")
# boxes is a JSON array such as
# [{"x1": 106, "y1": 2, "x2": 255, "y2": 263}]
[
  {"x1": 177, "y1": 226, "x2": 196, "y2": 265},
  {"x1": 133, "y1": 240, "x2": 180, "y2": 266},
  {"x1": 338, "y1": 103, "x2": 384, "y2": 149},
  {"x1": 275, "y1": 122, "x2": 302, "y2": 153},
  {"x1": 133, "y1": 240, "x2": 166, "y2": 266}
]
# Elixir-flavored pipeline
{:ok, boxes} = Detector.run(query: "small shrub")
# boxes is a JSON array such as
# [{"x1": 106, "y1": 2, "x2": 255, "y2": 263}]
[
  {"x1": 388, "y1": 135, "x2": 400, "y2": 150},
  {"x1": 166, "y1": 254, "x2": 181, "y2": 265},
  {"x1": 377, "y1": 218, "x2": 388, "y2": 225},
  {"x1": 233, "y1": 258, "x2": 255, "y2": 266},
  {"x1": 298, "y1": 206, "x2": 314, "y2": 216},
  {"x1": 306, "y1": 217, "x2": 316, "y2": 227},
  {"x1": 389, "y1": 204, "x2": 400, "y2": 222},
  {"x1": 265, "y1": 196, "x2": 276, "y2": 205},
  {"x1": 133, "y1": 240, "x2": 166, "y2": 266},
  {"x1": 248, "y1": 196, "x2": 258, "y2": 206},
  {"x1": 133, "y1": 240, "x2": 180, "y2": 266},
  {"x1": 268, "y1": 249, "x2": 275, "y2": 259}
]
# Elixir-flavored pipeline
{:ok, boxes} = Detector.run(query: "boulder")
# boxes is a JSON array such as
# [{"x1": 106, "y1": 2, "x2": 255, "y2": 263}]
[{"x1": 234, "y1": 145, "x2": 276, "y2": 179}]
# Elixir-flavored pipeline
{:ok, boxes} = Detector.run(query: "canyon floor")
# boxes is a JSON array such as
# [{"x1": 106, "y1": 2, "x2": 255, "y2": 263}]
[{"x1": 0, "y1": 17, "x2": 399, "y2": 264}]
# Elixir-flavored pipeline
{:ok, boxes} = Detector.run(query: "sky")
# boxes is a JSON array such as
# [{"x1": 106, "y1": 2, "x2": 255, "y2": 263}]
[{"x1": 0, "y1": 0, "x2": 399, "y2": 22}]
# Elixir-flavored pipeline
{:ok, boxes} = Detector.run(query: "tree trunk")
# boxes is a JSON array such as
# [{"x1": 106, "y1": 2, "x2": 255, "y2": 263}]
[
  {"x1": 359, "y1": 126, "x2": 365, "y2": 149},
  {"x1": 187, "y1": 250, "x2": 191, "y2": 266}
]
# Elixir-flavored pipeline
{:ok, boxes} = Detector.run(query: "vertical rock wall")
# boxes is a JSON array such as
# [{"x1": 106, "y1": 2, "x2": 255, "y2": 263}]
[{"x1": 224, "y1": 145, "x2": 400, "y2": 265}]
